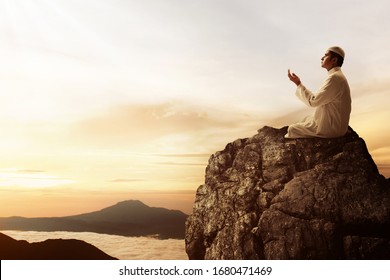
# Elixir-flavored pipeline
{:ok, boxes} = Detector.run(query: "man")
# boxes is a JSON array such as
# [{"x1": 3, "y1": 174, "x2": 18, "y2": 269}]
[{"x1": 285, "y1": 46, "x2": 351, "y2": 138}]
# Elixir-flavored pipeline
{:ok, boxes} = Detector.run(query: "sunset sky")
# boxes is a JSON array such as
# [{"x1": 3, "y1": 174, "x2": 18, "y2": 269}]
[{"x1": 0, "y1": 0, "x2": 389, "y2": 217}]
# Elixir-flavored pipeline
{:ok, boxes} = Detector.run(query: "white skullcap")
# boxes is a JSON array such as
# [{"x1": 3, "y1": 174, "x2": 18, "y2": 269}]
[{"x1": 327, "y1": 46, "x2": 345, "y2": 59}]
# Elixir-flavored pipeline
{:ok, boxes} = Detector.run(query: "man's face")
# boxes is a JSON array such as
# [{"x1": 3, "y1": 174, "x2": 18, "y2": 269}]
[{"x1": 321, "y1": 51, "x2": 334, "y2": 70}]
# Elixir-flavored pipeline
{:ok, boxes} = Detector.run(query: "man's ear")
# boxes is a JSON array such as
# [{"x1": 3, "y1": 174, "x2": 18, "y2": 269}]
[{"x1": 331, "y1": 57, "x2": 338, "y2": 66}]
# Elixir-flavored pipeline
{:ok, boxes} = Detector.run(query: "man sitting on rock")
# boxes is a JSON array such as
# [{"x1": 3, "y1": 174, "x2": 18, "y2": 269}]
[{"x1": 285, "y1": 46, "x2": 351, "y2": 138}]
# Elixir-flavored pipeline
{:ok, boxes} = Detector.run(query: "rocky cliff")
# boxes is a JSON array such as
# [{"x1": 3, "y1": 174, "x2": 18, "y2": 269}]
[{"x1": 185, "y1": 126, "x2": 390, "y2": 259}]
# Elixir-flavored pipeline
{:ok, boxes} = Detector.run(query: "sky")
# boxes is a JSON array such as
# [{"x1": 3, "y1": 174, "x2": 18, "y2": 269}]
[{"x1": 0, "y1": 0, "x2": 389, "y2": 217}]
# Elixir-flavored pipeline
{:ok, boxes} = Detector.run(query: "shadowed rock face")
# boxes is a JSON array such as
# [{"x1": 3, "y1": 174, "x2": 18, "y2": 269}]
[
  {"x1": 185, "y1": 126, "x2": 390, "y2": 260},
  {"x1": 0, "y1": 233, "x2": 117, "y2": 260}
]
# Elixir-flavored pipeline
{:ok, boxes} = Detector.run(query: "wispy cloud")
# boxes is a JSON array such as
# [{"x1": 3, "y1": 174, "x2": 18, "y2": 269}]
[
  {"x1": 109, "y1": 179, "x2": 146, "y2": 183},
  {"x1": 70, "y1": 101, "x2": 263, "y2": 150},
  {"x1": 0, "y1": 169, "x2": 73, "y2": 189},
  {"x1": 17, "y1": 169, "x2": 46, "y2": 173},
  {"x1": 154, "y1": 161, "x2": 206, "y2": 167},
  {"x1": 150, "y1": 153, "x2": 210, "y2": 158}
]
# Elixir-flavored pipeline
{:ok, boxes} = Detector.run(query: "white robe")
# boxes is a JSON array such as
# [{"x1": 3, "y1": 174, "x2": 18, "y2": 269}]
[{"x1": 285, "y1": 67, "x2": 351, "y2": 138}]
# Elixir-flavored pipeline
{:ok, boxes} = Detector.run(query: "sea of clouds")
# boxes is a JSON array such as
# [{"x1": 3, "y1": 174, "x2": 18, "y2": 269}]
[{"x1": 2, "y1": 230, "x2": 187, "y2": 260}]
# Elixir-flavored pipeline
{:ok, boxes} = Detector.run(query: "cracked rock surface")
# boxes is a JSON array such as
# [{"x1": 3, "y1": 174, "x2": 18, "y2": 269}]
[{"x1": 185, "y1": 126, "x2": 390, "y2": 259}]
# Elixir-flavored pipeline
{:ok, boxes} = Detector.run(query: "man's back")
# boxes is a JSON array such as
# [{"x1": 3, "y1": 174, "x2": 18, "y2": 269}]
[{"x1": 314, "y1": 67, "x2": 351, "y2": 137}]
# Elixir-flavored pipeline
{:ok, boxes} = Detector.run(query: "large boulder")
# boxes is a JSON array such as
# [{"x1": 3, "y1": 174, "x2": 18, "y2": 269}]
[{"x1": 185, "y1": 126, "x2": 390, "y2": 259}]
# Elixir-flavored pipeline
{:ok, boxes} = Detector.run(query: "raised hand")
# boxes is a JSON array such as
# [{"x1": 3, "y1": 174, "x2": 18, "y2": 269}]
[{"x1": 288, "y1": 69, "x2": 301, "y2": 86}]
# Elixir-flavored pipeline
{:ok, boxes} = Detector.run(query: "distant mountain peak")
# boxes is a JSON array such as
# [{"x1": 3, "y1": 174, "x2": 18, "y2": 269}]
[
  {"x1": 115, "y1": 200, "x2": 146, "y2": 206},
  {"x1": 0, "y1": 200, "x2": 187, "y2": 239},
  {"x1": 109, "y1": 200, "x2": 149, "y2": 210}
]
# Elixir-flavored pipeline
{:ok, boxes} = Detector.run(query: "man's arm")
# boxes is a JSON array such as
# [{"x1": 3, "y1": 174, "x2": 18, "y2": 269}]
[
  {"x1": 296, "y1": 75, "x2": 341, "y2": 107},
  {"x1": 288, "y1": 69, "x2": 301, "y2": 86}
]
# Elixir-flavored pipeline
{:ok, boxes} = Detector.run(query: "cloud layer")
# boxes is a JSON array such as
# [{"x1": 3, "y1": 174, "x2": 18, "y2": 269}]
[{"x1": 2, "y1": 230, "x2": 187, "y2": 260}]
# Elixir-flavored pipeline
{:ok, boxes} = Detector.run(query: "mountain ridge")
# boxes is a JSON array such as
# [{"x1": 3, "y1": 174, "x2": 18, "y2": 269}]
[
  {"x1": 0, "y1": 232, "x2": 117, "y2": 260},
  {"x1": 69, "y1": 200, "x2": 186, "y2": 224},
  {"x1": 0, "y1": 200, "x2": 187, "y2": 239}
]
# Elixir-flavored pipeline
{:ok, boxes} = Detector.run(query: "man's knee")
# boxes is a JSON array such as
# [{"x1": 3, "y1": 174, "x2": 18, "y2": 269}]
[{"x1": 285, "y1": 125, "x2": 296, "y2": 138}]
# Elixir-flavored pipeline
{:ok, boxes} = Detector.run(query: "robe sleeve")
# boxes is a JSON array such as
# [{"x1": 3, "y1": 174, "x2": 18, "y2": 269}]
[{"x1": 295, "y1": 74, "x2": 342, "y2": 108}]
